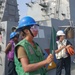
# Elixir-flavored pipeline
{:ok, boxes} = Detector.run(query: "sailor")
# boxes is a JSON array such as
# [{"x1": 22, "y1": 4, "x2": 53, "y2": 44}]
[
  {"x1": 55, "y1": 30, "x2": 72, "y2": 75},
  {"x1": 5, "y1": 32, "x2": 19, "y2": 75},
  {"x1": 14, "y1": 16, "x2": 53, "y2": 75}
]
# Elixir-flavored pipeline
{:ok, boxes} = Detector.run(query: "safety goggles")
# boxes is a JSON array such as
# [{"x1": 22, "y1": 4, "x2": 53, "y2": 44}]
[{"x1": 30, "y1": 25, "x2": 39, "y2": 31}]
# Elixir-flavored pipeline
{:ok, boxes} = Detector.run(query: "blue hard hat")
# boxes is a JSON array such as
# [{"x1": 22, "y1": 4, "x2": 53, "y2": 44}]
[
  {"x1": 16, "y1": 16, "x2": 39, "y2": 31},
  {"x1": 10, "y1": 32, "x2": 19, "y2": 39}
]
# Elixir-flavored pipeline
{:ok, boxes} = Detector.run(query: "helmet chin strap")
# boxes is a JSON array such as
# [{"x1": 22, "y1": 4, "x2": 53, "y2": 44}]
[
  {"x1": 22, "y1": 30, "x2": 26, "y2": 35},
  {"x1": 29, "y1": 29, "x2": 34, "y2": 37},
  {"x1": 22, "y1": 29, "x2": 34, "y2": 37}
]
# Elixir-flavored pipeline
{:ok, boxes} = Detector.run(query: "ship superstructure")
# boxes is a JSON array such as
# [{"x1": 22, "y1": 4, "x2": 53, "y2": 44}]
[
  {"x1": 0, "y1": 0, "x2": 19, "y2": 75},
  {"x1": 26, "y1": 0, "x2": 70, "y2": 27}
]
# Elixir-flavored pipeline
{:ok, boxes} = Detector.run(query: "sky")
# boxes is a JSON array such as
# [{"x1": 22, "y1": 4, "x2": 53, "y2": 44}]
[{"x1": 17, "y1": 0, "x2": 31, "y2": 19}]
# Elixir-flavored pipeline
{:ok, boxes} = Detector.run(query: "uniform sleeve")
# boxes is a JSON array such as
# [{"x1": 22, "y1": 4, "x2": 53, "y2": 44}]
[
  {"x1": 67, "y1": 40, "x2": 72, "y2": 45},
  {"x1": 17, "y1": 46, "x2": 27, "y2": 59},
  {"x1": 5, "y1": 43, "x2": 12, "y2": 54}
]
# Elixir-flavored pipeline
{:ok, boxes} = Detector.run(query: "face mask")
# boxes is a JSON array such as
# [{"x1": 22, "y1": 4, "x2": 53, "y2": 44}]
[{"x1": 30, "y1": 25, "x2": 39, "y2": 31}]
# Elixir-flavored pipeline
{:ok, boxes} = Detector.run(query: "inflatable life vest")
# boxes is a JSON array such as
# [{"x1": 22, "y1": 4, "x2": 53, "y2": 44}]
[{"x1": 66, "y1": 46, "x2": 75, "y2": 56}]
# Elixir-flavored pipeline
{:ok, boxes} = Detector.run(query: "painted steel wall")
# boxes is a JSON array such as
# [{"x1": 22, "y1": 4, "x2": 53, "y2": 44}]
[{"x1": 0, "y1": 21, "x2": 18, "y2": 75}]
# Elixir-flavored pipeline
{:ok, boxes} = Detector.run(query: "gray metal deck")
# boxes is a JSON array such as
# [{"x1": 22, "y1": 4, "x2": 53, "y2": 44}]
[
  {"x1": 0, "y1": 52, "x2": 75, "y2": 75},
  {"x1": 47, "y1": 63, "x2": 75, "y2": 75}
]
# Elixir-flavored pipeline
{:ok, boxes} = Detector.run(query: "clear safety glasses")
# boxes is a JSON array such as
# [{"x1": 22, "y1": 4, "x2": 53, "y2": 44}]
[{"x1": 30, "y1": 25, "x2": 39, "y2": 31}]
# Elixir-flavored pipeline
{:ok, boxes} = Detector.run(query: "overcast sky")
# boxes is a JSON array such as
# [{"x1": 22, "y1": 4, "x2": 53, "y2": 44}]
[
  {"x1": 17, "y1": 0, "x2": 31, "y2": 19},
  {"x1": 17, "y1": 0, "x2": 71, "y2": 20}
]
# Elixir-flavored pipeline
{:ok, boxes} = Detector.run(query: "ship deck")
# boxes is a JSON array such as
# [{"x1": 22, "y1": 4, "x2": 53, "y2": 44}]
[
  {"x1": 0, "y1": 52, "x2": 75, "y2": 75},
  {"x1": 47, "y1": 63, "x2": 75, "y2": 75}
]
